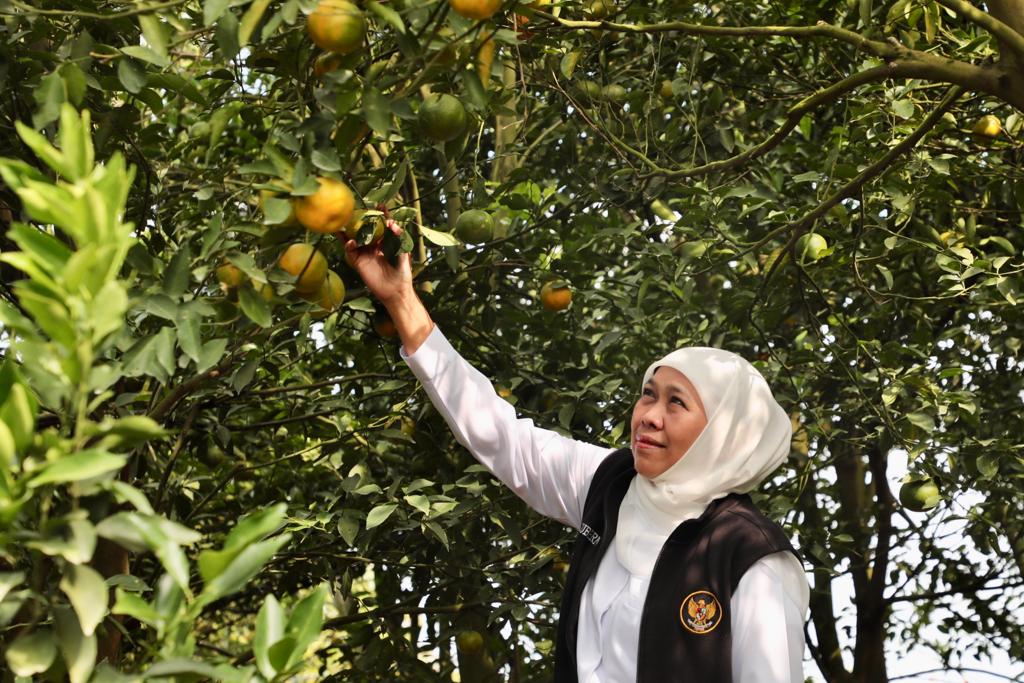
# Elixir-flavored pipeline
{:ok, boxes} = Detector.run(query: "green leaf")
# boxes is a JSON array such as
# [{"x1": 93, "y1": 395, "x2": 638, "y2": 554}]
[
  {"x1": 15, "y1": 120, "x2": 70, "y2": 179},
  {"x1": 176, "y1": 309, "x2": 203, "y2": 363},
  {"x1": 95, "y1": 513, "x2": 199, "y2": 592},
  {"x1": 261, "y1": 196, "x2": 294, "y2": 224},
  {"x1": 0, "y1": 571, "x2": 25, "y2": 603},
  {"x1": 337, "y1": 511, "x2": 360, "y2": 546},
  {"x1": 366, "y1": 503, "x2": 398, "y2": 529},
  {"x1": 405, "y1": 494, "x2": 430, "y2": 515},
  {"x1": 197, "y1": 337, "x2": 228, "y2": 373},
  {"x1": 311, "y1": 148, "x2": 341, "y2": 172},
  {"x1": 363, "y1": 87, "x2": 391, "y2": 134},
  {"x1": 33, "y1": 71, "x2": 65, "y2": 127},
  {"x1": 137, "y1": 14, "x2": 169, "y2": 61},
  {"x1": 29, "y1": 450, "x2": 126, "y2": 488},
  {"x1": 204, "y1": 0, "x2": 232, "y2": 25},
  {"x1": 5, "y1": 628, "x2": 57, "y2": 676},
  {"x1": 365, "y1": 160, "x2": 407, "y2": 205},
  {"x1": 143, "y1": 659, "x2": 223, "y2": 679},
  {"x1": 0, "y1": 382, "x2": 37, "y2": 453},
  {"x1": 239, "y1": 0, "x2": 273, "y2": 46},
  {"x1": 121, "y1": 45, "x2": 168, "y2": 66},
  {"x1": 892, "y1": 99, "x2": 915, "y2": 120},
  {"x1": 163, "y1": 244, "x2": 192, "y2": 297},
  {"x1": 60, "y1": 63, "x2": 88, "y2": 107},
  {"x1": 254, "y1": 594, "x2": 285, "y2": 678},
  {"x1": 91, "y1": 415, "x2": 168, "y2": 449},
  {"x1": 216, "y1": 9, "x2": 241, "y2": 58},
  {"x1": 460, "y1": 67, "x2": 488, "y2": 112},
  {"x1": 905, "y1": 411, "x2": 935, "y2": 433},
  {"x1": 60, "y1": 564, "x2": 108, "y2": 636},
  {"x1": 105, "y1": 481, "x2": 155, "y2": 514},
  {"x1": 198, "y1": 504, "x2": 286, "y2": 582},
  {"x1": 418, "y1": 224, "x2": 461, "y2": 247},
  {"x1": 58, "y1": 104, "x2": 93, "y2": 180},
  {"x1": 111, "y1": 588, "x2": 161, "y2": 626},
  {"x1": 285, "y1": 585, "x2": 326, "y2": 670},
  {"x1": 976, "y1": 454, "x2": 998, "y2": 478},
  {"x1": 199, "y1": 533, "x2": 291, "y2": 604},
  {"x1": 117, "y1": 58, "x2": 147, "y2": 94},
  {"x1": 367, "y1": 1, "x2": 404, "y2": 32},
  {"x1": 238, "y1": 281, "x2": 273, "y2": 327},
  {"x1": 345, "y1": 296, "x2": 375, "y2": 313},
  {"x1": 0, "y1": 418, "x2": 16, "y2": 470},
  {"x1": 560, "y1": 50, "x2": 581, "y2": 79},
  {"x1": 268, "y1": 636, "x2": 297, "y2": 672},
  {"x1": 54, "y1": 606, "x2": 97, "y2": 683}
]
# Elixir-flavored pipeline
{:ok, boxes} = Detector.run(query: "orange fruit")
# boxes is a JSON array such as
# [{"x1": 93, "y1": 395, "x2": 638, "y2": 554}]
[
  {"x1": 588, "y1": 0, "x2": 611, "y2": 17},
  {"x1": 301, "y1": 269, "x2": 345, "y2": 312},
  {"x1": 216, "y1": 261, "x2": 245, "y2": 289},
  {"x1": 343, "y1": 209, "x2": 385, "y2": 244},
  {"x1": 455, "y1": 209, "x2": 494, "y2": 243},
  {"x1": 373, "y1": 311, "x2": 398, "y2": 338},
  {"x1": 971, "y1": 114, "x2": 1001, "y2": 139},
  {"x1": 456, "y1": 630, "x2": 485, "y2": 653},
  {"x1": 899, "y1": 479, "x2": 940, "y2": 512},
  {"x1": 449, "y1": 0, "x2": 503, "y2": 20},
  {"x1": 307, "y1": 0, "x2": 367, "y2": 55},
  {"x1": 313, "y1": 52, "x2": 353, "y2": 78},
  {"x1": 419, "y1": 93, "x2": 467, "y2": 143},
  {"x1": 294, "y1": 177, "x2": 356, "y2": 234},
  {"x1": 540, "y1": 281, "x2": 572, "y2": 311},
  {"x1": 795, "y1": 232, "x2": 828, "y2": 263},
  {"x1": 278, "y1": 243, "x2": 328, "y2": 294}
]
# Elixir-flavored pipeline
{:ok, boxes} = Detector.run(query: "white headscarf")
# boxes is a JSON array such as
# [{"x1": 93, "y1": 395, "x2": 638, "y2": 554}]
[{"x1": 614, "y1": 347, "x2": 792, "y2": 577}]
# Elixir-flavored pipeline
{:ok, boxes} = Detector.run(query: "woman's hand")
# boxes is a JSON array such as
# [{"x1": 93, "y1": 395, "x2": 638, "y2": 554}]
[
  {"x1": 344, "y1": 220, "x2": 412, "y2": 306},
  {"x1": 346, "y1": 220, "x2": 434, "y2": 354}
]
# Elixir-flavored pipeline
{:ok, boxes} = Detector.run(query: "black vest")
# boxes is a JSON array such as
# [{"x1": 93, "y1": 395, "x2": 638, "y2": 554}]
[{"x1": 554, "y1": 448, "x2": 798, "y2": 683}]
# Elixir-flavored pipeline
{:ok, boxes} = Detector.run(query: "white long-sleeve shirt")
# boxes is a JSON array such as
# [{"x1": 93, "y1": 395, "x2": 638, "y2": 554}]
[{"x1": 403, "y1": 326, "x2": 809, "y2": 682}]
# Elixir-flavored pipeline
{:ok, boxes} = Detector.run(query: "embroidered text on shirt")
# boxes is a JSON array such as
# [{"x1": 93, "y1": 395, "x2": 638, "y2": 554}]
[{"x1": 579, "y1": 523, "x2": 600, "y2": 546}]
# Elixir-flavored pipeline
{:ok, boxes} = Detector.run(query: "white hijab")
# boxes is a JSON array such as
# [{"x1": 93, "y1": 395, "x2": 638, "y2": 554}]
[{"x1": 614, "y1": 347, "x2": 792, "y2": 577}]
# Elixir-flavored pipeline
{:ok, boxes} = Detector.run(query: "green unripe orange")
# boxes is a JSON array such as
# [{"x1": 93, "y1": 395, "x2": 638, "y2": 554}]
[
  {"x1": 455, "y1": 209, "x2": 494, "y2": 244},
  {"x1": 419, "y1": 94, "x2": 468, "y2": 143}
]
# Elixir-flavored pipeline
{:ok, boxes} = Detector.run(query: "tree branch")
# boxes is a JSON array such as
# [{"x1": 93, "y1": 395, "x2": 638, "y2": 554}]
[
  {"x1": 5, "y1": 0, "x2": 188, "y2": 20},
  {"x1": 547, "y1": 14, "x2": 1023, "y2": 111},
  {"x1": 935, "y1": 0, "x2": 1024, "y2": 59},
  {"x1": 548, "y1": 15, "x2": 898, "y2": 60},
  {"x1": 754, "y1": 85, "x2": 965, "y2": 252},
  {"x1": 631, "y1": 65, "x2": 900, "y2": 179}
]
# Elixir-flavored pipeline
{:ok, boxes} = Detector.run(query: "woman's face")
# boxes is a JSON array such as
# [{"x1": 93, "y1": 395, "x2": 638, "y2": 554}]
[{"x1": 630, "y1": 366, "x2": 709, "y2": 479}]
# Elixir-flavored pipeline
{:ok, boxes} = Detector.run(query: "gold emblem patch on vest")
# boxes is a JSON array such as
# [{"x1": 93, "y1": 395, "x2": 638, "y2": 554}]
[{"x1": 679, "y1": 590, "x2": 723, "y2": 635}]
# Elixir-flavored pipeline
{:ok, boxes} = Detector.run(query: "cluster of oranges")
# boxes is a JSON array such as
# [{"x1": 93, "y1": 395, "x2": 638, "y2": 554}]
[
  {"x1": 217, "y1": 0, "x2": 575, "y2": 317},
  {"x1": 217, "y1": 177, "x2": 364, "y2": 315}
]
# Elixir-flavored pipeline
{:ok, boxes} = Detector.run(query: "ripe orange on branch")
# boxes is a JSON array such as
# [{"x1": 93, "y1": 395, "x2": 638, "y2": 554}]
[
  {"x1": 294, "y1": 177, "x2": 356, "y2": 234},
  {"x1": 971, "y1": 114, "x2": 1001, "y2": 139},
  {"x1": 278, "y1": 243, "x2": 328, "y2": 294},
  {"x1": 449, "y1": 0, "x2": 503, "y2": 20},
  {"x1": 301, "y1": 269, "x2": 345, "y2": 312},
  {"x1": 216, "y1": 261, "x2": 245, "y2": 289},
  {"x1": 307, "y1": 0, "x2": 367, "y2": 54},
  {"x1": 540, "y1": 281, "x2": 572, "y2": 311}
]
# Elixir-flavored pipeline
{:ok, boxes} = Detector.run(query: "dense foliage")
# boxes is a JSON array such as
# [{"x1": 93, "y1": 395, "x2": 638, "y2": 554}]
[{"x1": 1, "y1": 0, "x2": 1022, "y2": 681}]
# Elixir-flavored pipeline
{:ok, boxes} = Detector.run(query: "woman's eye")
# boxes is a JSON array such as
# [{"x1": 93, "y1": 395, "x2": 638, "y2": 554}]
[
  {"x1": 642, "y1": 388, "x2": 654, "y2": 397},
  {"x1": 672, "y1": 397, "x2": 686, "y2": 408}
]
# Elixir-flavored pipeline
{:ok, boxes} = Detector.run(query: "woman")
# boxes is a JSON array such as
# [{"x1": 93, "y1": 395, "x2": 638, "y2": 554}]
[{"x1": 346, "y1": 230, "x2": 809, "y2": 682}]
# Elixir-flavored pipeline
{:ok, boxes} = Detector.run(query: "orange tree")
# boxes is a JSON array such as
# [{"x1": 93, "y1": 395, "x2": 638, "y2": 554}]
[{"x1": 1, "y1": 0, "x2": 1022, "y2": 681}]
